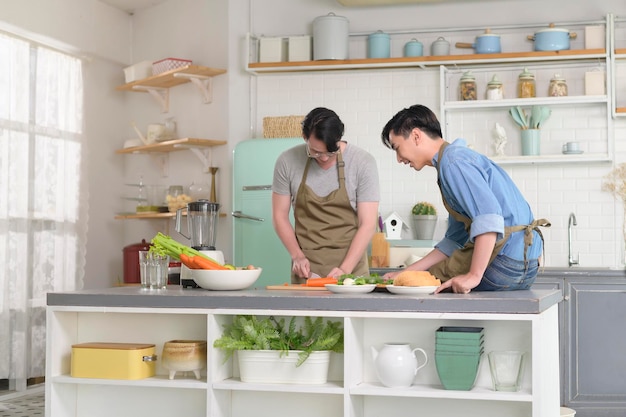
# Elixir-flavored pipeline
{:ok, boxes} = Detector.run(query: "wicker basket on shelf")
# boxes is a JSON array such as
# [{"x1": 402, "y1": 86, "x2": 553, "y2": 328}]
[{"x1": 263, "y1": 115, "x2": 304, "y2": 138}]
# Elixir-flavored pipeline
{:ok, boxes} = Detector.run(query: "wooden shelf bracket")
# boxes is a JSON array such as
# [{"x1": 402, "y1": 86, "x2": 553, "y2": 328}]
[
  {"x1": 132, "y1": 85, "x2": 170, "y2": 112},
  {"x1": 173, "y1": 72, "x2": 214, "y2": 103}
]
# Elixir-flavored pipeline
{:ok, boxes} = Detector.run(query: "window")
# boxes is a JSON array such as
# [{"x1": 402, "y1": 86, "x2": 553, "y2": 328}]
[{"x1": 0, "y1": 31, "x2": 86, "y2": 395}]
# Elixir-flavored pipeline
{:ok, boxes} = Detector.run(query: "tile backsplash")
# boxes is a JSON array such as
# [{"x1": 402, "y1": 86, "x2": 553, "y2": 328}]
[{"x1": 255, "y1": 67, "x2": 626, "y2": 268}]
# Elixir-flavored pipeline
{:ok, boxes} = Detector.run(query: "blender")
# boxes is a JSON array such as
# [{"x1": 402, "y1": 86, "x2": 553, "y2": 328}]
[{"x1": 175, "y1": 199, "x2": 223, "y2": 288}]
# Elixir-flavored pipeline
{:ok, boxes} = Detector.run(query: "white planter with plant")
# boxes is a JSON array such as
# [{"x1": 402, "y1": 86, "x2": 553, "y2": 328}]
[
  {"x1": 213, "y1": 315, "x2": 343, "y2": 384},
  {"x1": 412, "y1": 202, "x2": 438, "y2": 240}
]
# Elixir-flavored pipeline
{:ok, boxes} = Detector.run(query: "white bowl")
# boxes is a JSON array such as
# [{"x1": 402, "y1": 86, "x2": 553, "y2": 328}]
[{"x1": 191, "y1": 267, "x2": 262, "y2": 290}]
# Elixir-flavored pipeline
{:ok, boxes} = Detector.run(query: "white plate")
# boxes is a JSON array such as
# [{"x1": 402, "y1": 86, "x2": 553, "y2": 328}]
[
  {"x1": 562, "y1": 150, "x2": 584, "y2": 155},
  {"x1": 325, "y1": 284, "x2": 376, "y2": 294},
  {"x1": 386, "y1": 285, "x2": 438, "y2": 295}
]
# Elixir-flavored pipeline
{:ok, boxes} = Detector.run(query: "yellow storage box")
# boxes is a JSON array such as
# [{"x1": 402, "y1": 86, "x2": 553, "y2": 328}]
[{"x1": 71, "y1": 342, "x2": 157, "y2": 380}]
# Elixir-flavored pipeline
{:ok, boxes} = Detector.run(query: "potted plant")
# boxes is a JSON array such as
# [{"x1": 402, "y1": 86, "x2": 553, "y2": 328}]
[
  {"x1": 412, "y1": 201, "x2": 438, "y2": 240},
  {"x1": 509, "y1": 105, "x2": 551, "y2": 156},
  {"x1": 213, "y1": 315, "x2": 343, "y2": 384}
]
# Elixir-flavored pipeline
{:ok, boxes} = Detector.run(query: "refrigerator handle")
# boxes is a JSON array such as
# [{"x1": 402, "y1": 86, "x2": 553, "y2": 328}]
[{"x1": 232, "y1": 211, "x2": 264, "y2": 222}]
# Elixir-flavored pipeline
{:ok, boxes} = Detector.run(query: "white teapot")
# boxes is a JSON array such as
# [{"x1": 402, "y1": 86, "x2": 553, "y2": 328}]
[{"x1": 371, "y1": 343, "x2": 428, "y2": 388}]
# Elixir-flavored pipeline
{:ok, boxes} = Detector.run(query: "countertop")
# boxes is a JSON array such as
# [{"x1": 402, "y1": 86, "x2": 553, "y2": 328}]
[
  {"x1": 371, "y1": 266, "x2": 626, "y2": 278},
  {"x1": 47, "y1": 286, "x2": 561, "y2": 315}
]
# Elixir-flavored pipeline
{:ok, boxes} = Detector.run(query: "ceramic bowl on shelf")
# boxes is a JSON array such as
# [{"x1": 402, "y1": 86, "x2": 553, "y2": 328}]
[{"x1": 191, "y1": 267, "x2": 262, "y2": 290}]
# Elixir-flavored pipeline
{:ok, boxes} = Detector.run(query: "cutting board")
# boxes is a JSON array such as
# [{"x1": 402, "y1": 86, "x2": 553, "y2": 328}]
[
  {"x1": 370, "y1": 232, "x2": 390, "y2": 267},
  {"x1": 266, "y1": 284, "x2": 328, "y2": 291}
]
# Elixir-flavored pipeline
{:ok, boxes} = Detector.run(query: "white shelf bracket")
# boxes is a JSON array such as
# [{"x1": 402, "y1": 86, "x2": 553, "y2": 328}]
[
  {"x1": 132, "y1": 85, "x2": 170, "y2": 113},
  {"x1": 187, "y1": 147, "x2": 213, "y2": 172},
  {"x1": 174, "y1": 73, "x2": 214, "y2": 103}
]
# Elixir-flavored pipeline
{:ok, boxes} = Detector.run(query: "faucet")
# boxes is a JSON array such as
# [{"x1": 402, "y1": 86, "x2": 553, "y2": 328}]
[{"x1": 568, "y1": 213, "x2": 579, "y2": 267}]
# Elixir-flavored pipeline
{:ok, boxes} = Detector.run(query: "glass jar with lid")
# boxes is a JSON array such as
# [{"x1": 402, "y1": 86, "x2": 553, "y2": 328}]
[
  {"x1": 548, "y1": 73, "x2": 568, "y2": 97},
  {"x1": 486, "y1": 74, "x2": 504, "y2": 100},
  {"x1": 459, "y1": 70, "x2": 477, "y2": 101},
  {"x1": 517, "y1": 67, "x2": 536, "y2": 98}
]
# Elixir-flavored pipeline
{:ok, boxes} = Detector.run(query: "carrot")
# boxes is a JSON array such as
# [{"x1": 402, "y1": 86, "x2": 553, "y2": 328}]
[
  {"x1": 305, "y1": 277, "x2": 338, "y2": 287},
  {"x1": 179, "y1": 253, "x2": 198, "y2": 269},
  {"x1": 191, "y1": 255, "x2": 228, "y2": 270}
]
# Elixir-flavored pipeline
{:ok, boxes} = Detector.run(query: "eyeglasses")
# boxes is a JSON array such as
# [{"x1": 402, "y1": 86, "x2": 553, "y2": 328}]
[{"x1": 306, "y1": 142, "x2": 340, "y2": 159}]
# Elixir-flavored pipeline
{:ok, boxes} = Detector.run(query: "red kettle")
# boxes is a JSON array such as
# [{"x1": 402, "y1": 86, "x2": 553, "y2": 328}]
[{"x1": 122, "y1": 239, "x2": 151, "y2": 284}]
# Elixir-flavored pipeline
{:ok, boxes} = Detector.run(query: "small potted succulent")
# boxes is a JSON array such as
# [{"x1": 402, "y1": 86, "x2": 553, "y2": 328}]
[
  {"x1": 412, "y1": 201, "x2": 438, "y2": 240},
  {"x1": 213, "y1": 315, "x2": 343, "y2": 384}
]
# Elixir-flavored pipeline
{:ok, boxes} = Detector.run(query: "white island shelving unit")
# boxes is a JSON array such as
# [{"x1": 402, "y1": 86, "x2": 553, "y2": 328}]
[{"x1": 46, "y1": 287, "x2": 561, "y2": 417}]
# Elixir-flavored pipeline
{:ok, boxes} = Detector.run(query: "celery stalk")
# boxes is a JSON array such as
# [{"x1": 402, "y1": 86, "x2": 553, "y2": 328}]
[{"x1": 151, "y1": 232, "x2": 222, "y2": 264}]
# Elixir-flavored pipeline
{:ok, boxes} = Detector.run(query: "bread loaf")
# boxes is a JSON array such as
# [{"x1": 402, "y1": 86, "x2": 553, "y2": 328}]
[{"x1": 394, "y1": 270, "x2": 441, "y2": 287}]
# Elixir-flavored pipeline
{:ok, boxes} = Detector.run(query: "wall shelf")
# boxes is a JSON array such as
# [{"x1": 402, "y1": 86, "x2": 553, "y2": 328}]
[
  {"x1": 247, "y1": 49, "x2": 607, "y2": 74},
  {"x1": 114, "y1": 212, "x2": 227, "y2": 220},
  {"x1": 115, "y1": 138, "x2": 227, "y2": 154},
  {"x1": 116, "y1": 65, "x2": 226, "y2": 112}
]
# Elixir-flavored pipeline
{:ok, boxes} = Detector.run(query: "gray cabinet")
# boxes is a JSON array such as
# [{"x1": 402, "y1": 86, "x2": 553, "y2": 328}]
[{"x1": 536, "y1": 269, "x2": 626, "y2": 416}]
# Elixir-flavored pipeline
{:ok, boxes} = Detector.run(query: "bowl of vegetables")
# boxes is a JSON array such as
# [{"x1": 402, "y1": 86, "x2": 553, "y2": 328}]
[{"x1": 191, "y1": 267, "x2": 262, "y2": 291}]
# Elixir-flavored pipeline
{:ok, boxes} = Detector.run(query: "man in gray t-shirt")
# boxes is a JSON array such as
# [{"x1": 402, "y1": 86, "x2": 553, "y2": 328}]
[{"x1": 272, "y1": 107, "x2": 380, "y2": 282}]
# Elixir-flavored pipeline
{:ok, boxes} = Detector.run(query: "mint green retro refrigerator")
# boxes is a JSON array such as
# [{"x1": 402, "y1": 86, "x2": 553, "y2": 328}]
[{"x1": 232, "y1": 138, "x2": 301, "y2": 287}]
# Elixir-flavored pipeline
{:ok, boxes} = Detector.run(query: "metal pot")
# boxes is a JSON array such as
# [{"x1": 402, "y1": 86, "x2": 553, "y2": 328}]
[
  {"x1": 123, "y1": 239, "x2": 151, "y2": 284},
  {"x1": 527, "y1": 23, "x2": 577, "y2": 51},
  {"x1": 313, "y1": 12, "x2": 349, "y2": 60},
  {"x1": 456, "y1": 29, "x2": 501, "y2": 54}
]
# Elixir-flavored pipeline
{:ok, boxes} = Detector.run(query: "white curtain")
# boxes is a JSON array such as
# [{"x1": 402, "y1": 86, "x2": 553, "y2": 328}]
[{"x1": 0, "y1": 32, "x2": 86, "y2": 391}]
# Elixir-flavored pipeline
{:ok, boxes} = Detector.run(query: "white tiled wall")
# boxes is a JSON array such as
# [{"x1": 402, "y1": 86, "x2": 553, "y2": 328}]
[{"x1": 255, "y1": 67, "x2": 626, "y2": 268}]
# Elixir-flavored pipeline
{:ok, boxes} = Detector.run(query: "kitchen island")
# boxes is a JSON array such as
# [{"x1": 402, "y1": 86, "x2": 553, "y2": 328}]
[{"x1": 46, "y1": 286, "x2": 562, "y2": 417}]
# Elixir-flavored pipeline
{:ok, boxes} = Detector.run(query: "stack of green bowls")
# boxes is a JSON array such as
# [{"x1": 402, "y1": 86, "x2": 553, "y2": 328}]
[{"x1": 435, "y1": 326, "x2": 484, "y2": 390}]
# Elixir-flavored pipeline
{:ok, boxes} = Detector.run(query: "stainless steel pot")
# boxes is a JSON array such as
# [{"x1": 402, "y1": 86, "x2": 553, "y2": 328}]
[{"x1": 527, "y1": 23, "x2": 577, "y2": 51}]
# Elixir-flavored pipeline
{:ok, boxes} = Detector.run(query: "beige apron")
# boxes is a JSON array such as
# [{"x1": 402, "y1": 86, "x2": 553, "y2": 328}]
[
  {"x1": 429, "y1": 142, "x2": 551, "y2": 282},
  {"x1": 292, "y1": 152, "x2": 369, "y2": 283}
]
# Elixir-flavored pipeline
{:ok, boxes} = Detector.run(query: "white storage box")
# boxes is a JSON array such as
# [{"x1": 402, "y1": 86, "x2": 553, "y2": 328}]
[
  {"x1": 237, "y1": 350, "x2": 330, "y2": 384},
  {"x1": 288, "y1": 36, "x2": 312, "y2": 62},
  {"x1": 585, "y1": 26, "x2": 605, "y2": 49},
  {"x1": 585, "y1": 70, "x2": 606, "y2": 95},
  {"x1": 152, "y1": 58, "x2": 192, "y2": 75},
  {"x1": 123, "y1": 60, "x2": 153, "y2": 83},
  {"x1": 259, "y1": 37, "x2": 286, "y2": 63}
]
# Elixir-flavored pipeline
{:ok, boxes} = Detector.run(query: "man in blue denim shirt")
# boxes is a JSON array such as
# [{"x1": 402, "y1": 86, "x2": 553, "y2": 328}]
[{"x1": 381, "y1": 105, "x2": 550, "y2": 294}]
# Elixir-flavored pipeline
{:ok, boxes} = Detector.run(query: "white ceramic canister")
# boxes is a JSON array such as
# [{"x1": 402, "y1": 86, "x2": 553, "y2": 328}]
[
  {"x1": 313, "y1": 12, "x2": 349, "y2": 60},
  {"x1": 368, "y1": 30, "x2": 390, "y2": 59},
  {"x1": 431, "y1": 37, "x2": 450, "y2": 56}
]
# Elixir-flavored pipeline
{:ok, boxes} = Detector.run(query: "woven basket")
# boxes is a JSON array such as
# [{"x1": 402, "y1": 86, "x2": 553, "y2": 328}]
[{"x1": 263, "y1": 115, "x2": 304, "y2": 138}]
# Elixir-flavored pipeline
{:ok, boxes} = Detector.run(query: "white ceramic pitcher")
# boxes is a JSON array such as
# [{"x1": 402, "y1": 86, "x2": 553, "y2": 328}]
[{"x1": 371, "y1": 343, "x2": 428, "y2": 388}]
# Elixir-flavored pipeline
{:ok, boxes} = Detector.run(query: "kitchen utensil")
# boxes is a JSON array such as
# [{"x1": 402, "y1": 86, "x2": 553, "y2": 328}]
[
  {"x1": 175, "y1": 199, "x2": 220, "y2": 250},
  {"x1": 368, "y1": 30, "x2": 390, "y2": 59},
  {"x1": 521, "y1": 129, "x2": 540, "y2": 156},
  {"x1": 509, "y1": 106, "x2": 528, "y2": 129},
  {"x1": 403, "y1": 38, "x2": 423, "y2": 57},
  {"x1": 455, "y1": 29, "x2": 501, "y2": 54},
  {"x1": 430, "y1": 37, "x2": 450, "y2": 56},
  {"x1": 325, "y1": 284, "x2": 376, "y2": 294},
  {"x1": 131, "y1": 121, "x2": 149, "y2": 145},
  {"x1": 191, "y1": 267, "x2": 262, "y2": 290},
  {"x1": 123, "y1": 239, "x2": 151, "y2": 284},
  {"x1": 370, "y1": 232, "x2": 390, "y2": 267},
  {"x1": 528, "y1": 23, "x2": 577, "y2": 51},
  {"x1": 313, "y1": 12, "x2": 349, "y2": 60},
  {"x1": 386, "y1": 285, "x2": 437, "y2": 294},
  {"x1": 265, "y1": 284, "x2": 328, "y2": 291},
  {"x1": 371, "y1": 343, "x2": 428, "y2": 388}
]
